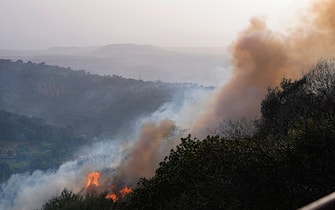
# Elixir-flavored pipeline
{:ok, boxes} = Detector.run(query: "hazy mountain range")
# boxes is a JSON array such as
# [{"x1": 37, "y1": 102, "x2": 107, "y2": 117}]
[{"x1": 0, "y1": 44, "x2": 231, "y2": 86}]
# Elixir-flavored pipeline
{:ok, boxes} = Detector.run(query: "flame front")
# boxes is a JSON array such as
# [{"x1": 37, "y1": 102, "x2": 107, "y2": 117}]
[
  {"x1": 105, "y1": 193, "x2": 118, "y2": 202},
  {"x1": 85, "y1": 171, "x2": 132, "y2": 202},
  {"x1": 105, "y1": 186, "x2": 132, "y2": 202},
  {"x1": 119, "y1": 186, "x2": 132, "y2": 197},
  {"x1": 85, "y1": 172, "x2": 100, "y2": 189}
]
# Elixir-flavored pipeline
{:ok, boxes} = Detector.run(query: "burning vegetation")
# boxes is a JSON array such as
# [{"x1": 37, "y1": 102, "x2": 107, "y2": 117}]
[
  {"x1": 84, "y1": 171, "x2": 132, "y2": 202},
  {"x1": 85, "y1": 172, "x2": 100, "y2": 189}
]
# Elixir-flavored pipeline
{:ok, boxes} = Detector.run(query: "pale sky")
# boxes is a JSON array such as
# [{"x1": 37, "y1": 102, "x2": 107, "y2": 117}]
[{"x1": 0, "y1": 0, "x2": 311, "y2": 50}]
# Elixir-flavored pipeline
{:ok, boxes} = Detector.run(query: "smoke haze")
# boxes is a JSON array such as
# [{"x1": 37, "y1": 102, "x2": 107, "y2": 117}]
[
  {"x1": 2, "y1": 0, "x2": 335, "y2": 209},
  {"x1": 111, "y1": 119, "x2": 176, "y2": 187},
  {"x1": 191, "y1": 0, "x2": 335, "y2": 137},
  {"x1": 0, "y1": 141, "x2": 127, "y2": 210},
  {"x1": 0, "y1": 87, "x2": 212, "y2": 210}
]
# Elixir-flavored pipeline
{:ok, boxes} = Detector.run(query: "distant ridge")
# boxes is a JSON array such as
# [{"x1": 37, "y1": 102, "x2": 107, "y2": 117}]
[
  {"x1": 46, "y1": 46, "x2": 99, "y2": 54},
  {"x1": 89, "y1": 43, "x2": 174, "y2": 57},
  {"x1": 0, "y1": 44, "x2": 230, "y2": 86}
]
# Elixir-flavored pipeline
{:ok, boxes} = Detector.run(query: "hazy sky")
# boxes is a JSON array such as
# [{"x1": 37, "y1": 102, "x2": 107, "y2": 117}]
[{"x1": 0, "y1": 0, "x2": 310, "y2": 50}]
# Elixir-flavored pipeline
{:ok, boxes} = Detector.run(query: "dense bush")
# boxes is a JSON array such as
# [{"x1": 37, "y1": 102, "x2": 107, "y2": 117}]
[{"x1": 41, "y1": 189, "x2": 116, "y2": 210}]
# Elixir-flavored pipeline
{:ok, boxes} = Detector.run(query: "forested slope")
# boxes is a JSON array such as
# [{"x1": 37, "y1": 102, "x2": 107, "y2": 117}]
[
  {"x1": 0, "y1": 110, "x2": 87, "y2": 182},
  {"x1": 0, "y1": 59, "x2": 200, "y2": 137}
]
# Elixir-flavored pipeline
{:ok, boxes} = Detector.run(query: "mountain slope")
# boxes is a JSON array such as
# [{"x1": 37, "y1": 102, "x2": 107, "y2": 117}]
[
  {"x1": 0, "y1": 110, "x2": 87, "y2": 182},
  {"x1": 0, "y1": 59, "x2": 200, "y2": 137}
]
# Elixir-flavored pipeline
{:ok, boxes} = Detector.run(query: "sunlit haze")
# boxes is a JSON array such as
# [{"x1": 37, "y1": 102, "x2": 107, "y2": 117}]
[{"x1": 0, "y1": 0, "x2": 310, "y2": 50}]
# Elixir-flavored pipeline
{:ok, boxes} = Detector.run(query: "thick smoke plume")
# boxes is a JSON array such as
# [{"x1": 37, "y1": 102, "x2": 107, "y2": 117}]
[
  {"x1": 191, "y1": 0, "x2": 335, "y2": 137},
  {"x1": 2, "y1": 0, "x2": 335, "y2": 209},
  {"x1": 111, "y1": 119, "x2": 176, "y2": 187}
]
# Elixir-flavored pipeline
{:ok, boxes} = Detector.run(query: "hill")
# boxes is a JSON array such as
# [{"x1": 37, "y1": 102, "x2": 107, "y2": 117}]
[{"x1": 0, "y1": 59, "x2": 202, "y2": 137}]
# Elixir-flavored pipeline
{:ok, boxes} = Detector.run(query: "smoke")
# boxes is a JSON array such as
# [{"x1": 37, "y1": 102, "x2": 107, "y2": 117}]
[
  {"x1": 2, "y1": 0, "x2": 335, "y2": 209},
  {"x1": 191, "y1": 0, "x2": 335, "y2": 137},
  {"x1": 0, "y1": 140, "x2": 128, "y2": 210},
  {"x1": 109, "y1": 87, "x2": 215, "y2": 187},
  {"x1": 0, "y1": 87, "x2": 212, "y2": 210},
  {"x1": 110, "y1": 119, "x2": 176, "y2": 187}
]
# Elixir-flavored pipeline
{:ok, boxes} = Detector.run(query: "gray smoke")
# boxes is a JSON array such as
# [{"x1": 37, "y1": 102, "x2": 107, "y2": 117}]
[
  {"x1": 0, "y1": 140, "x2": 128, "y2": 210},
  {"x1": 0, "y1": 87, "x2": 213, "y2": 210}
]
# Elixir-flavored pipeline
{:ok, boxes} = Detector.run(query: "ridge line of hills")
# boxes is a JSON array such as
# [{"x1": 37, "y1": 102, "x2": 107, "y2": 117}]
[{"x1": 0, "y1": 43, "x2": 230, "y2": 86}]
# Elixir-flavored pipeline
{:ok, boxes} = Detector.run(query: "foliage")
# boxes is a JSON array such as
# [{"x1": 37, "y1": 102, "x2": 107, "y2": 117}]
[
  {"x1": 259, "y1": 59, "x2": 335, "y2": 137},
  {"x1": 41, "y1": 189, "x2": 116, "y2": 210},
  {"x1": 215, "y1": 117, "x2": 257, "y2": 140},
  {"x1": 0, "y1": 110, "x2": 87, "y2": 182}
]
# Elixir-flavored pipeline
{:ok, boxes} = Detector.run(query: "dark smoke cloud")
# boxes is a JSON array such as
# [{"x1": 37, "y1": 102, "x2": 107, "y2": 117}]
[{"x1": 191, "y1": 0, "x2": 335, "y2": 137}]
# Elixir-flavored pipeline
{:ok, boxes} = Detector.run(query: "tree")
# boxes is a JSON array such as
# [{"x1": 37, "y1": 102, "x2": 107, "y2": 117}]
[{"x1": 41, "y1": 189, "x2": 116, "y2": 210}]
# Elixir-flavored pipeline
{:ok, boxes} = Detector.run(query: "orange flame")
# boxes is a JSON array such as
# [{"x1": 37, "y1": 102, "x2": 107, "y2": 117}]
[
  {"x1": 119, "y1": 186, "x2": 132, "y2": 197},
  {"x1": 85, "y1": 172, "x2": 100, "y2": 189},
  {"x1": 105, "y1": 186, "x2": 132, "y2": 202},
  {"x1": 85, "y1": 171, "x2": 132, "y2": 202},
  {"x1": 105, "y1": 193, "x2": 118, "y2": 202}
]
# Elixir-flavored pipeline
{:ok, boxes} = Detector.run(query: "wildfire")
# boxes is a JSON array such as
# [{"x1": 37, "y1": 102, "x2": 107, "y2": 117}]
[
  {"x1": 84, "y1": 171, "x2": 132, "y2": 202},
  {"x1": 105, "y1": 193, "x2": 118, "y2": 202},
  {"x1": 119, "y1": 186, "x2": 132, "y2": 197},
  {"x1": 105, "y1": 186, "x2": 133, "y2": 202},
  {"x1": 85, "y1": 172, "x2": 100, "y2": 189}
]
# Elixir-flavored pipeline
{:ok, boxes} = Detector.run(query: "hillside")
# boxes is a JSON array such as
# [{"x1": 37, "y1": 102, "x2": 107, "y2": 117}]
[
  {"x1": 0, "y1": 110, "x2": 87, "y2": 182},
  {"x1": 0, "y1": 59, "x2": 202, "y2": 137},
  {"x1": 42, "y1": 59, "x2": 335, "y2": 209}
]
